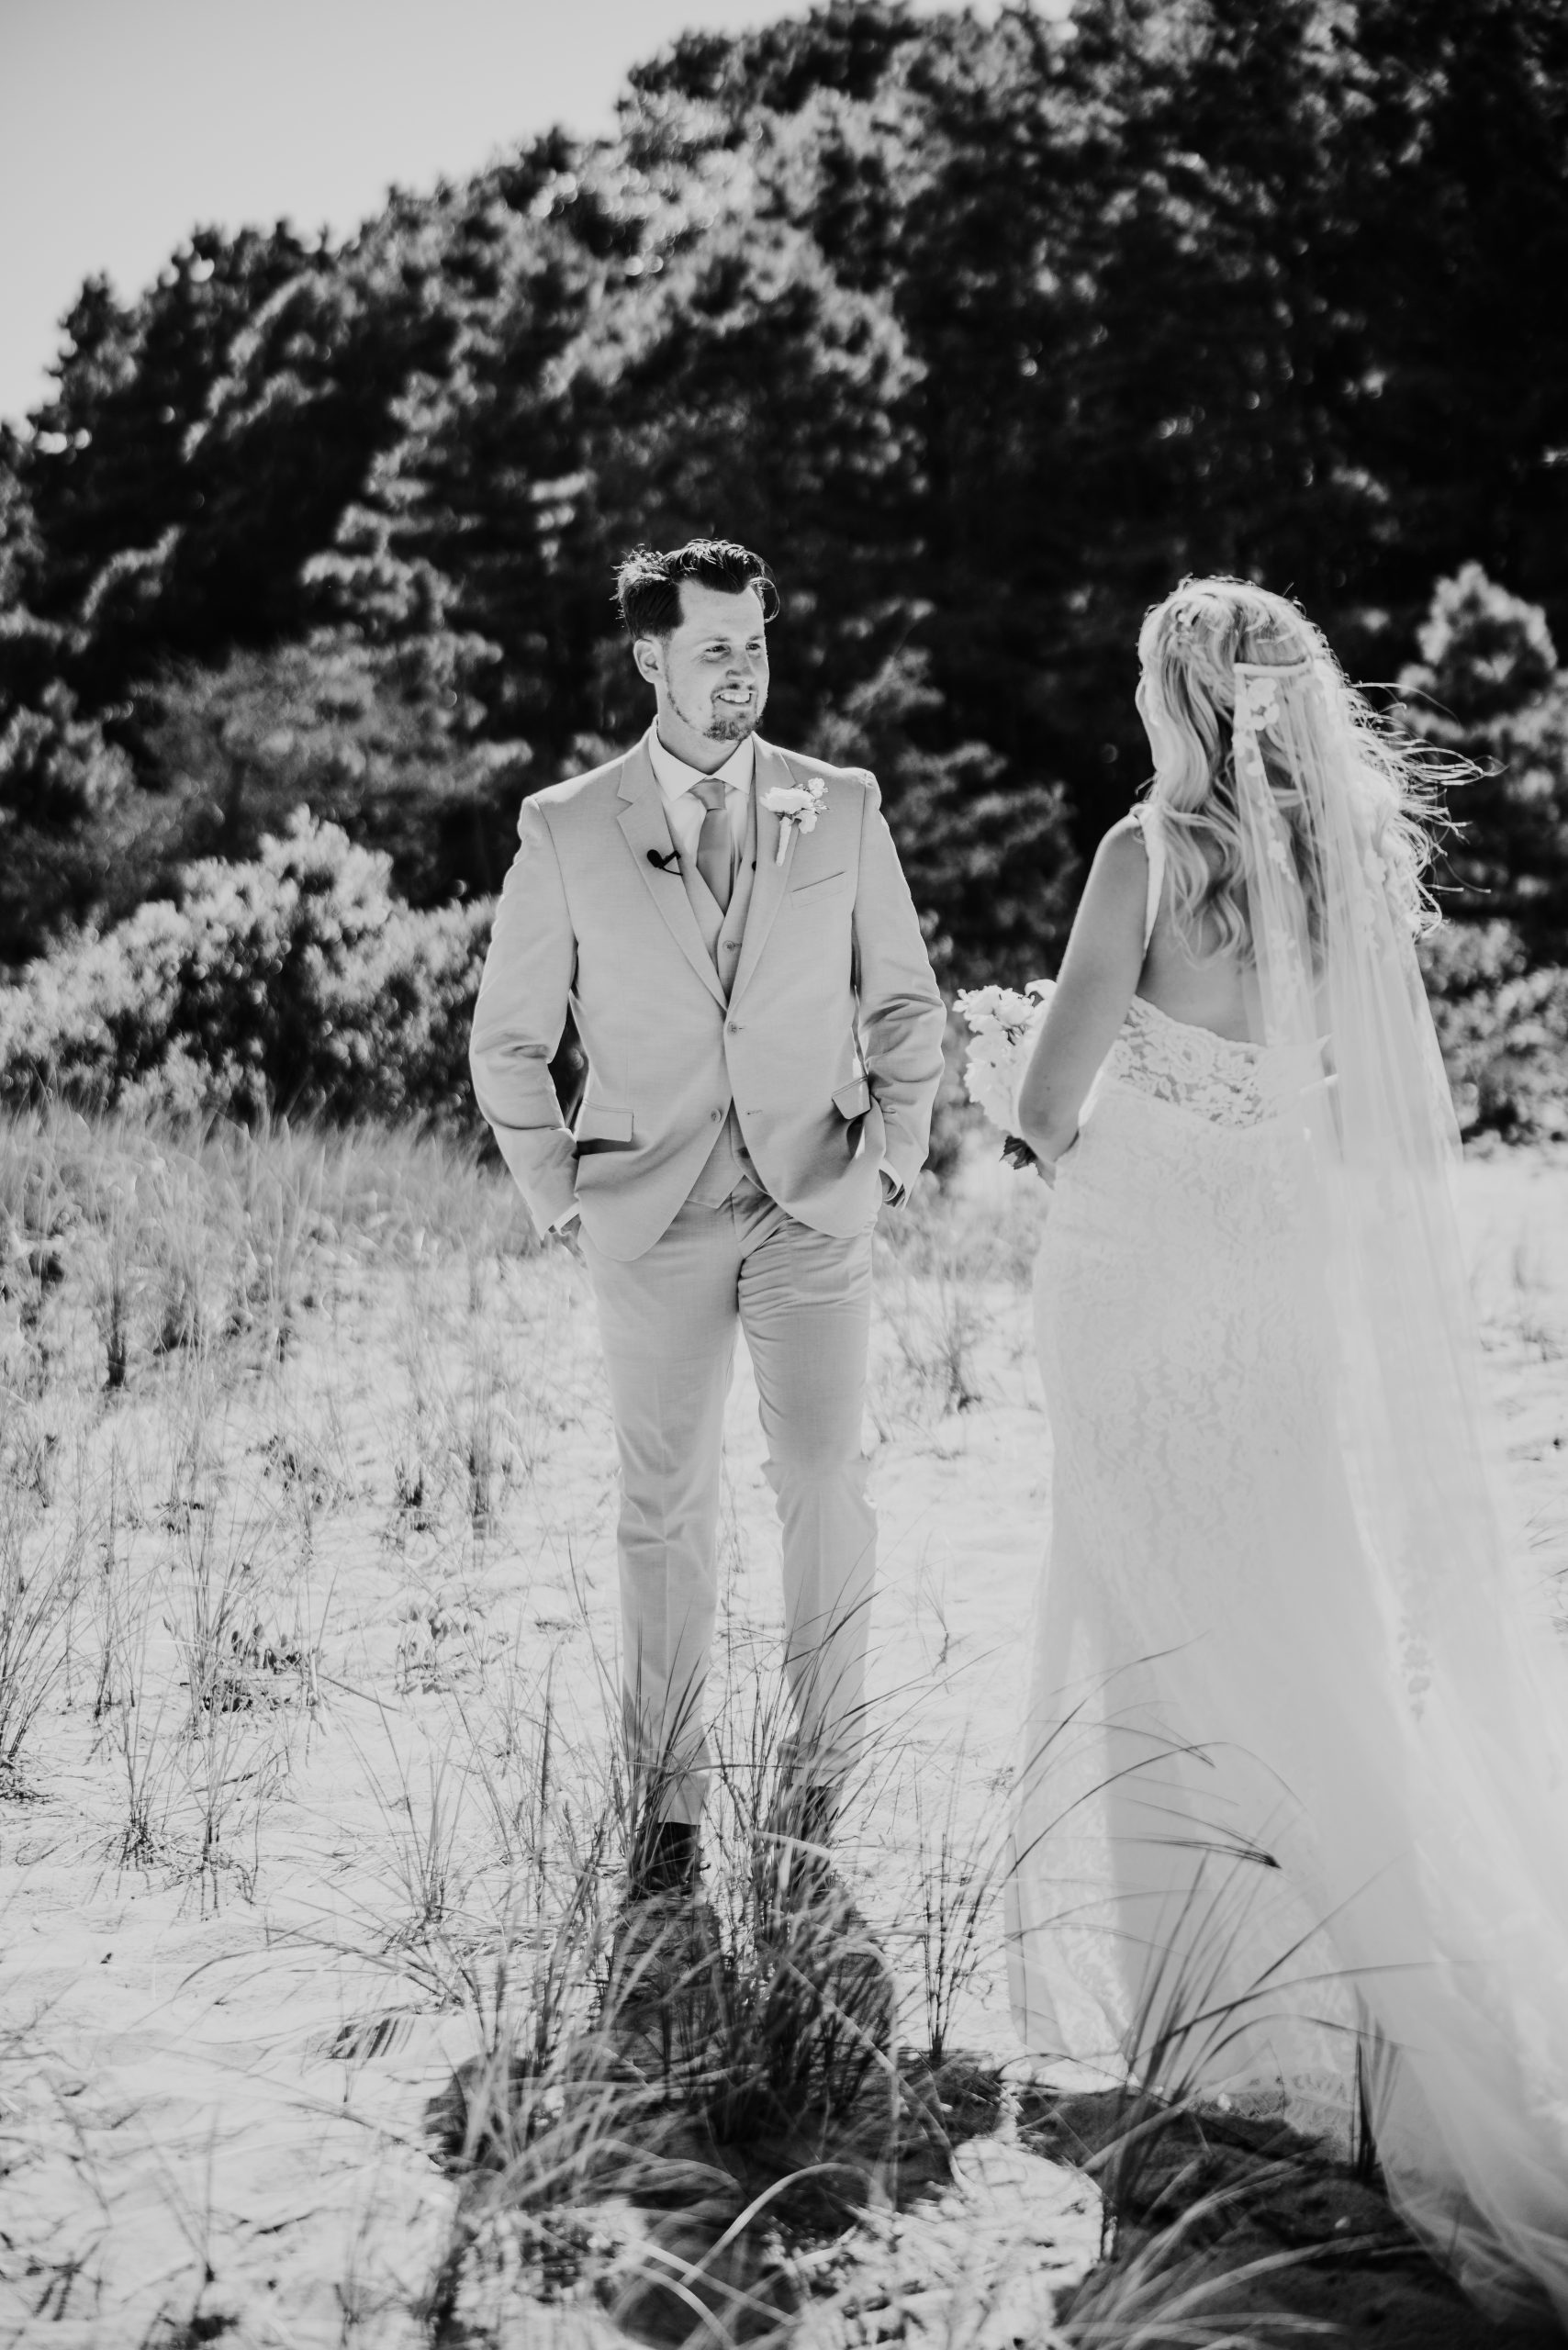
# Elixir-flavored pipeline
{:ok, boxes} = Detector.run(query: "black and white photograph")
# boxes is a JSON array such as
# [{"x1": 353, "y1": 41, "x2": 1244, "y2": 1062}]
[{"x1": 3, "y1": 1, "x2": 1568, "y2": 2343}]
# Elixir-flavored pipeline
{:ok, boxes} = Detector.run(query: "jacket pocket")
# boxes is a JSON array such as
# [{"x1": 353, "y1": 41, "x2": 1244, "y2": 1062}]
[
  {"x1": 790, "y1": 868, "x2": 848, "y2": 901},
  {"x1": 575, "y1": 1104, "x2": 634, "y2": 1152},
  {"x1": 833, "y1": 1077, "x2": 872, "y2": 1122}
]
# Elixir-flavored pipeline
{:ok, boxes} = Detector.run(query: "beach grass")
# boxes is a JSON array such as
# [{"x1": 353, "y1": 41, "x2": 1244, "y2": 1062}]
[{"x1": 0, "y1": 1105, "x2": 1562, "y2": 2346}]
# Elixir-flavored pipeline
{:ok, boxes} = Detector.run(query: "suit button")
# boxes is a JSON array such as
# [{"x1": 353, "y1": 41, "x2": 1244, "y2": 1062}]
[
  {"x1": 727, "y1": 1022, "x2": 741, "y2": 1034},
  {"x1": 710, "y1": 1110, "x2": 722, "y2": 1122}
]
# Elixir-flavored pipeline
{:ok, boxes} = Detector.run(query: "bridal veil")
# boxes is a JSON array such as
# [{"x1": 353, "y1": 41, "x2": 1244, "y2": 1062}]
[{"x1": 1219, "y1": 644, "x2": 1568, "y2": 2313}]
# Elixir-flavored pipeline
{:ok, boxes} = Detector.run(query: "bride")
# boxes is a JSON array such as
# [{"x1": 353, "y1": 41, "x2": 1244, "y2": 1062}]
[{"x1": 1003, "y1": 576, "x2": 1568, "y2": 2320}]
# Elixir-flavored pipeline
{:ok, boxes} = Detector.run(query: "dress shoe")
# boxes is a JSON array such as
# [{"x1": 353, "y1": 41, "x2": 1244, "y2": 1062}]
[
  {"x1": 609, "y1": 1820, "x2": 716, "y2": 2022},
  {"x1": 759, "y1": 1781, "x2": 840, "y2": 1912},
  {"x1": 628, "y1": 1818, "x2": 700, "y2": 1903}
]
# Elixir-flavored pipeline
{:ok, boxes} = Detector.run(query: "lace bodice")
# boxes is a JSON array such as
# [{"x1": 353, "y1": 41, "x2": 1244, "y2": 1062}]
[{"x1": 1102, "y1": 994, "x2": 1281, "y2": 1128}]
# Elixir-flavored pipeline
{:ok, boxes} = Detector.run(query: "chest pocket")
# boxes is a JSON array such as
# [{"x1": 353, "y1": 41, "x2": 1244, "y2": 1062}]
[{"x1": 789, "y1": 869, "x2": 848, "y2": 905}]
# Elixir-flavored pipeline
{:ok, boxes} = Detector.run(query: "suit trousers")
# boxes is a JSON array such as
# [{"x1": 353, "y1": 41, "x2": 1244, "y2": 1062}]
[{"x1": 581, "y1": 1177, "x2": 876, "y2": 1825}]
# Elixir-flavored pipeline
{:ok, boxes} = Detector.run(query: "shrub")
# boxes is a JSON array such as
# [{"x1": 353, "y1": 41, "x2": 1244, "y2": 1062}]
[
  {"x1": 0, "y1": 685, "x2": 162, "y2": 964},
  {"x1": 1420, "y1": 921, "x2": 1568, "y2": 1141},
  {"x1": 139, "y1": 632, "x2": 533, "y2": 909},
  {"x1": 0, "y1": 813, "x2": 491, "y2": 1129},
  {"x1": 1400, "y1": 566, "x2": 1568, "y2": 951}
]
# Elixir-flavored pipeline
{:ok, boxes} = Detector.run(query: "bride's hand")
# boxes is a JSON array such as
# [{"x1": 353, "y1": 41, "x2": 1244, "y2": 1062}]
[
  {"x1": 1001, "y1": 1130, "x2": 1074, "y2": 1187},
  {"x1": 1039, "y1": 1131, "x2": 1081, "y2": 1189}
]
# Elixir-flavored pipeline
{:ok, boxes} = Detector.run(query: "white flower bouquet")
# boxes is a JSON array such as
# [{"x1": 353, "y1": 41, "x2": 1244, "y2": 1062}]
[{"x1": 956, "y1": 979, "x2": 1055, "y2": 1169}]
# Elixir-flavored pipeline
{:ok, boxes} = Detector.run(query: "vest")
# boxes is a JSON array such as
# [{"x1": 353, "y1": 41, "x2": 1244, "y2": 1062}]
[{"x1": 683, "y1": 784, "x2": 765, "y2": 1207}]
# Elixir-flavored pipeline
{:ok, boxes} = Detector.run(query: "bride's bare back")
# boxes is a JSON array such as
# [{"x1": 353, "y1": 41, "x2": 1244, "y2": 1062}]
[
  {"x1": 1133, "y1": 818, "x2": 1263, "y2": 1045},
  {"x1": 1015, "y1": 811, "x2": 1260, "y2": 1168}
]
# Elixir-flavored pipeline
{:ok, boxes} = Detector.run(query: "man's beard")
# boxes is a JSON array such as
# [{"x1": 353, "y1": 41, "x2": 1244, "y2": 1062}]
[
  {"x1": 705, "y1": 704, "x2": 758, "y2": 743},
  {"x1": 672, "y1": 683, "x2": 763, "y2": 744}
]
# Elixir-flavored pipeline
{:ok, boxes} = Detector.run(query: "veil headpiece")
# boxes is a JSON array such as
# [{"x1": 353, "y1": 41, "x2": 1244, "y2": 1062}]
[{"x1": 1226, "y1": 652, "x2": 1521, "y2": 1695}]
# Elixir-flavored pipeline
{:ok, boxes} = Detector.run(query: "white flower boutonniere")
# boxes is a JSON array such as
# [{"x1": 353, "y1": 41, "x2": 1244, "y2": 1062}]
[{"x1": 762, "y1": 777, "x2": 827, "y2": 866}]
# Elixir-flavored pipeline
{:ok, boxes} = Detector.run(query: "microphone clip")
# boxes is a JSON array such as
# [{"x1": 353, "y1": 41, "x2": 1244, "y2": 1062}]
[{"x1": 646, "y1": 848, "x2": 681, "y2": 874}]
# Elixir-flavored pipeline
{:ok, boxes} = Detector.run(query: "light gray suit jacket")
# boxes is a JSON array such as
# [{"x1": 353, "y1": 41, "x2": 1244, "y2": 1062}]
[{"x1": 469, "y1": 734, "x2": 946, "y2": 1261}]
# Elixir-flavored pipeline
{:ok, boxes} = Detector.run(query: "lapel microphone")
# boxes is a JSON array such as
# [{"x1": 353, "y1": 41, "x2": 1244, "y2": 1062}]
[{"x1": 646, "y1": 848, "x2": 681, "y2": 874}]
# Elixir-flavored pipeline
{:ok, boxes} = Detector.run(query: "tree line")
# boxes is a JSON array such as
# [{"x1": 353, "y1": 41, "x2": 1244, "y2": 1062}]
[{"x1": 1, "y1": 0, "x2": 1566, "y2": 1024}]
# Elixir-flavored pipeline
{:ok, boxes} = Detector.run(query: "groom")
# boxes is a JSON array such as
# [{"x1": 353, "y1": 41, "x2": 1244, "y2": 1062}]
[{"x1": 470, "y1": 538, "x2": 945, "y2": 1901}]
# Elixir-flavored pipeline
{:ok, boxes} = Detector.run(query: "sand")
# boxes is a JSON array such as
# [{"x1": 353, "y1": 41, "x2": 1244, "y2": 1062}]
[{"x1": 1, "y1": 1136, "x2": 1563, "y2": 2347}]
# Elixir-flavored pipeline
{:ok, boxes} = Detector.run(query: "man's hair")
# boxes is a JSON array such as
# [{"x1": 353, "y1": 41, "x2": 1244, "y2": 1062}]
[{"x1": 615, "y1": 539, "x2": 778, "y2": 640}]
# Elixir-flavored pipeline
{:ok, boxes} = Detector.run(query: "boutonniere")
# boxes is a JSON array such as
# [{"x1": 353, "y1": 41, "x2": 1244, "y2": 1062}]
[{"x1": 761, "y1": 777, "x2": 826, "y2": 866}]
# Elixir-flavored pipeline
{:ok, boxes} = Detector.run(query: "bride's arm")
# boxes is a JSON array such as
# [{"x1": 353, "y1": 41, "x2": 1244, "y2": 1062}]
[{"x1": 1014, "y1": 819, "x2": 1148, "y2": 1171}]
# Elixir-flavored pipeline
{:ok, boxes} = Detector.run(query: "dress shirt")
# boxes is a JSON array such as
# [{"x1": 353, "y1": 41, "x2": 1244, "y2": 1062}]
[{"x1": 646, "y1": 726, "x2": 755, "y2": 867}]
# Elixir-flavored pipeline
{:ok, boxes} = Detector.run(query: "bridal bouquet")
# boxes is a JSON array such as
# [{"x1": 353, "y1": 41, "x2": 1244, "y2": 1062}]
[{"x1": 956, "y1": 979, "x2": 1054, "y2": 1169}]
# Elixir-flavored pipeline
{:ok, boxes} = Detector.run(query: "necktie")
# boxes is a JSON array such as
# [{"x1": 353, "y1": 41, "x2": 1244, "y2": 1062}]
[{"x1": 692, "y1": 775, "x2": 733, "y2": 912}]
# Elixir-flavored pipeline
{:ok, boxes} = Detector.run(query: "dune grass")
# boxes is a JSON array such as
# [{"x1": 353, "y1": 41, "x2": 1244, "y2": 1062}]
[{"x1": 0, "y1": 1103, "x2": 1561, "y2": 2347}]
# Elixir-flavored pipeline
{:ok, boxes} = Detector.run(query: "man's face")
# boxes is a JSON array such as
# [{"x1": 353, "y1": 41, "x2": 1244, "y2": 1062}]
[{"x1": 634, "y1": 582, "x2": 770, "y2": 746}]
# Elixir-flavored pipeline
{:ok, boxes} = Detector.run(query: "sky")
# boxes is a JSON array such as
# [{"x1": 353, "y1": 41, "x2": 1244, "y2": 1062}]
[{"x1": 0, "y1": 0, "x2": 1014, "y2": 431}]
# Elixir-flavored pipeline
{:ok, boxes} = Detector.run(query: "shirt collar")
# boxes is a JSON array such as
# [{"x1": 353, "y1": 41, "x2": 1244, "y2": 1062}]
[{"x1": 646, "y1": 725, "x2": 756, "y2": 800}]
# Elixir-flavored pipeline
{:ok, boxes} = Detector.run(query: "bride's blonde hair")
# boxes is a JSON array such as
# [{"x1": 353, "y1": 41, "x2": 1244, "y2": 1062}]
[{"x1": 1137, "y1": 576, "x2": 1439, "y2": 963}]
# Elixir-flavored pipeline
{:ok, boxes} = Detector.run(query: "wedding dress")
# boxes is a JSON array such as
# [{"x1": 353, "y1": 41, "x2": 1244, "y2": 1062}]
[{"x1": 1007, "y1": 682, "x2": 1568, "y2": 2322}]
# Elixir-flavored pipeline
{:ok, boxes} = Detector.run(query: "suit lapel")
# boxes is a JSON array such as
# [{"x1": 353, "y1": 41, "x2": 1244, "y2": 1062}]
[
  {"x1": 617, "y1": 744, "x2": 728, "y2": 1011},
  {"x1": 731, "y1": 740, "x2": 797, "y2": 1005}
]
